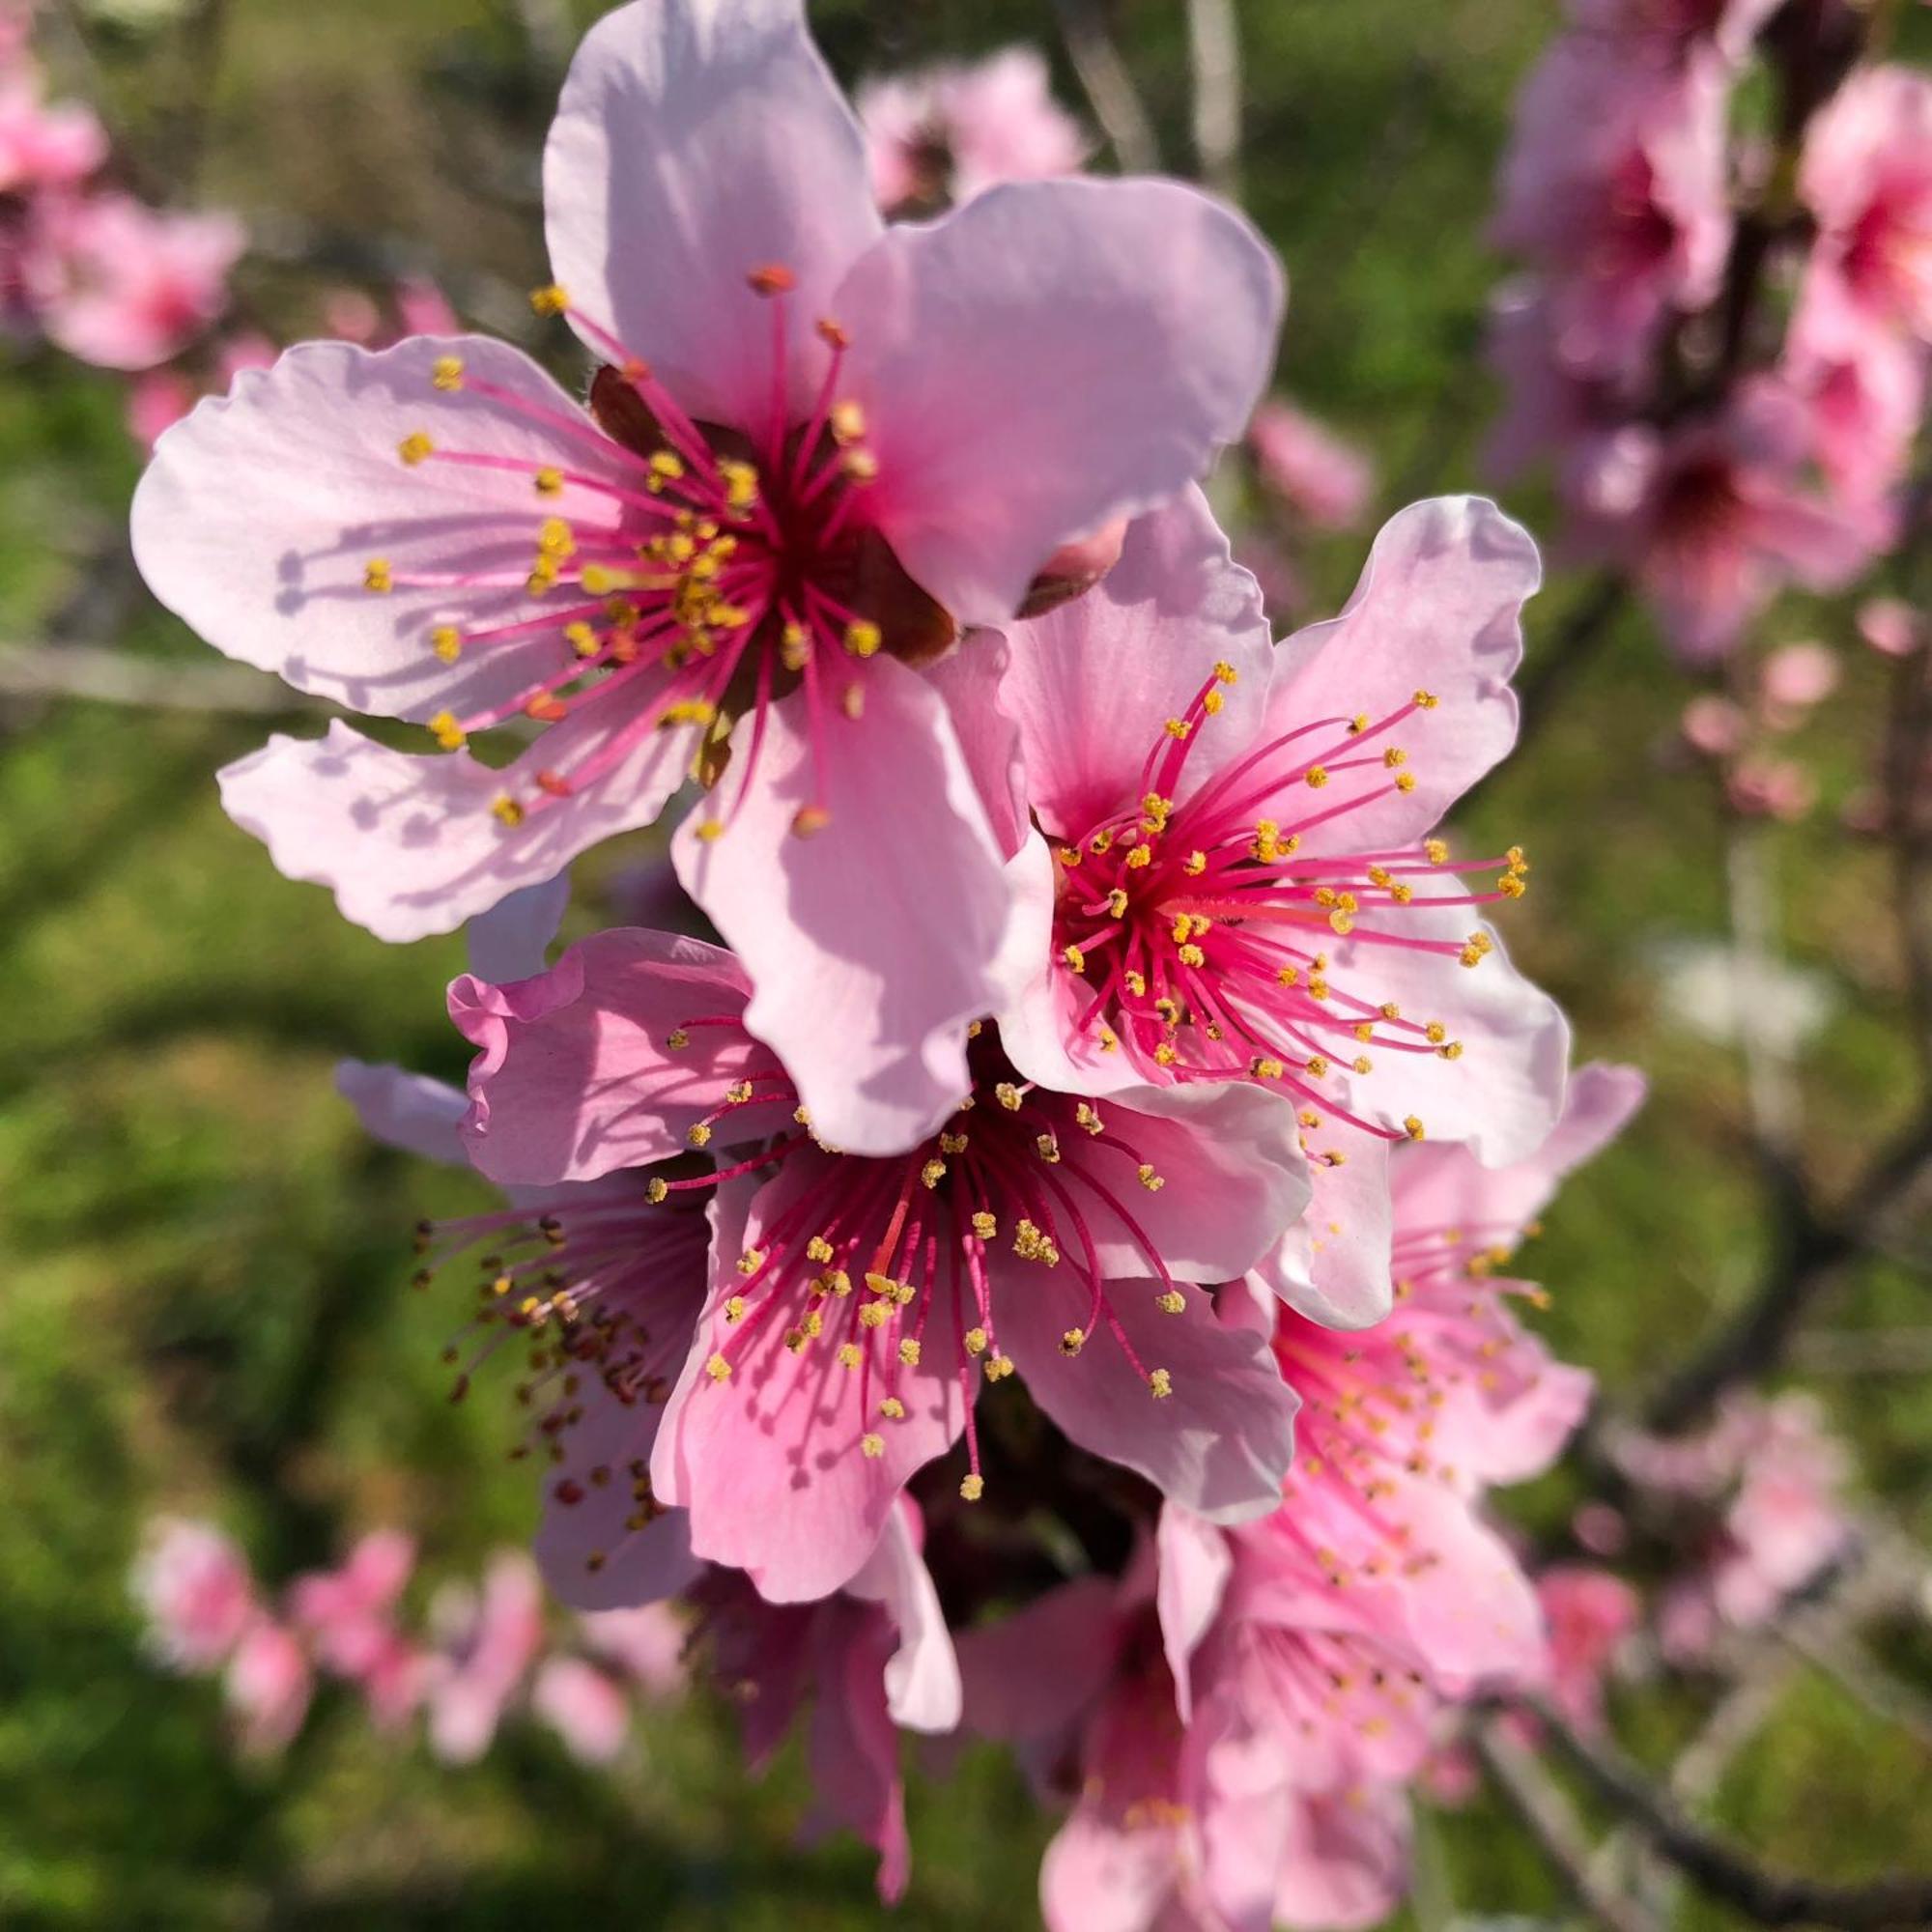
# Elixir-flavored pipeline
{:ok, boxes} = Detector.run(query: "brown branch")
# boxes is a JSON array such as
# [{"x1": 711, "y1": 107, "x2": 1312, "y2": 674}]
[
  {"x1": 0, "y1": 643, "x2": 320, "y2": 718},
  {"x1": 1524, "y1": 1699, "x2": 1932, "y2": 1927}
]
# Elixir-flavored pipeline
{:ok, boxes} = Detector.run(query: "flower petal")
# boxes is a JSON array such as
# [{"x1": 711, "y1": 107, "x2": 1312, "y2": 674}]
[
  {"x1": 448, "y1": 925, "x2": 791, "y2": 1184},
  {"x1": 466, "y1": 872, "x2": 570, "y2": 981},
  {"x1": 132, "y1": 335, "x2": 639, "y2": 719},
  {"x1": 1250, "y1": 1123, "x2": 1395, "y2": 1332},
  {"x1": 673, "y1": 661, "x2": 1011, "y2": 1157},
  {"x1": 1264, "y1": 497, "x2": 1540, "y2": 853},
  {"x1": 845, "y1": 1499, "x2": 962, "y2": 1733},
  {"x1": 998, "y1": 1276, "x2": 1297, "y2": 1524},
  {"x1": 542, "y1": 0, "x2": 879, "y2": 429},
  {"x1": 840, "y1": 178, "x2": 1284, "y2": 624},
  {"x1": 1001, "y1": 489, "x2": 1275, "y2": 839},
  {"x1": 333, "y1": 1060, "x2": 469, "y2": 1168},
  {"x1": 218, "y1": 714, "x2": 684, "y2": 944},
  {"x1": 1156, "y1": 1504, "x2": 1233, "y2": 1725}
]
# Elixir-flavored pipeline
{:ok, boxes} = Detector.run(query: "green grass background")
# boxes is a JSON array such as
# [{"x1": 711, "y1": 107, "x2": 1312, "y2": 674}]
[{"x1": 4, "y1": 0, "x2": 1931, "y2": 1924}]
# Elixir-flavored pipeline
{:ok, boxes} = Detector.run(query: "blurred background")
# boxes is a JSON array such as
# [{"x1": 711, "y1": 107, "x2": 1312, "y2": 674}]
[{"x1": 5, "y1": 0, "x2": 1932, "y2": 1925}]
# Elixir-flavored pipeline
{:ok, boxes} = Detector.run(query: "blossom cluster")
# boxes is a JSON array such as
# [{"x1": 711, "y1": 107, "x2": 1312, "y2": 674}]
[
  {"x1": 125, "y1": 3, "x2": 1645, "y2": 1921},
  {"x1": 1488, "y1": 0, "x2": 1929, "y2": 661},
  {"x1": 1, "y1": 5, "x2": 240, "y2": 372},
  {"x1": 131, "y1": 1516, "x2": 686, "y2": 1764}
]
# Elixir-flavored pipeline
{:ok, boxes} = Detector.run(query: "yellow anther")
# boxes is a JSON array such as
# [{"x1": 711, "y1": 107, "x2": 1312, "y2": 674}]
[
  {"x1": 398, "y1": 432, "x2": 434, "y2": 466},
  {"x1": 1405, "y1": 1117, "x2": 1426, "y2": 1140},
  {"x1": 1306, "y1": 1056, "x2": 1330, "y2": 1078},
  {"x1": 1277, "y1": 965, "x2": 1300, "y2": 987},
  {"x1": 861, "y1": 1433, "x2": 885, "y2": 1459},
  {"x1": 431, "y1": 355, "x2": 465, "y2": 390},
  {"x1": 963, "y1": 1326, "x2": 989, "y2": 1355},
  {"x1": 1395, "y1": 772, "x2": 1417, "y2": 792},
  {"x1": 705, "y1": 1352, "x2": 731, "y2": 1381},
  {"x1": 1125, "y1": 844, "x2": 1152, "y2": 870},
  {"x1": 838, "y1": 1343, "x2": 863, "y2": 1369},
  {"x1": 1137, "y1": 1164, "x2": 1164, "y2": 1192},
  {"x1": 1178, "y1": 943, "x2": 1206, "y2": 968},
  {"x1": 858, "y1": 1301, "x2": 891, "y2": 1329},
  {"x1": 939, "y1": 1131, "x2": 968, "y2": 1154},
  {"x1": 829, "y1": 399, "x2": 867, "y2": 444},
  {"x1": 984, "y1": 1353, "x2": 1015, "y2": 1381},
  {"x1": 880, "y1": 1396, "x2": 906, "y2": 1420},
  {"x1": 724, "y1": 1295, "x2": 746, "y2": 1322},
  {"x1": 1305, "y1": 765, "x2": 1329, "y2": 788},
  {"x1": 533, "y1": 467, "x2": 564, "y2": 497},
  {"x1": 664, "y1": 1029, "x2": 690, "y2": 1051},
  {"x1": 1091, "y1": 829, "x2": 1116, "y2": 855},
  {"x1": 1438, "y1": 1040, "x2": 1463, "y2": 1060},
  {"x1": 1140, "y1": 791, "x2": 1173, "y2": 832},
  {"x1": 1036, "y1": 1132, "x2": 1061, "y2": 1163},
  {"x1": 686, "y1": 1122, "x2": 713, "y2": 1149},
  {"x1": 428, "y1": 709, "x2": 467, "y2": 751},
  {"x1": 995, "y1": 1083, "x2": 1023, "y2": 1112},
  {"x1": 823, "y1": 1269, "x2": 853, "y2": 1297},
  {"x1": 695, "y1": 818, "x2": 725, "y2": 843},
  {"x1": 1057, "y1": 845, "x2": 1080, "y2": 868},
  {"x1": 735, "y1": 1245, "x2": 764, "y2": 1276},
  {"x1": 921, "y1": 1158, "x2": 947, "y2": 1189},
  {"x1": 1204, "y1": 689, "x2": 1224, "y2": 716},
  {"x1": 1097, "y1": 1025, "x2": 1120, "y2": 1052},
  {"x1": 1250, "y1": 1056, "x2": 1286, "y2": 1081},
  {"x1": 807, "y1": 1236, "x2": 836, "y2": 1264},
  {"x1": 841, "y1": 449, "x2": 880, "y2": 484},
  {"x1": 662, "y1": 699, "x2": 720, "y2": 727},
  {"x1": 1497, "y1": 872, "x2": 1526, "y2": 898},
  {"x1": 1383, "y1": 747, "x2": 1406, "y2": 769},
  {"x1": 1123, "y1": 970, "x2": 1147, "y2": 998},
  {"x1": 1425, "y1": 838, "x2": 1449, "y2": 865},
  {"x1": 1182, "y1": 850, "x2": 1208, "y2": 876},
  {"x1": 1165, "y1": 717, "x2": 1192, "y2": 740},
  {"x1": 1413, "y1": 689, "x2": 1439, "y2": 708},
  {"x1": 1074, "y1": 1102, "x2": 1105, "y2": 1136},
  {"x1": 1153, "y1": 1041, "x2": 1178, "y2": 1065},
  {"x1": 960, "y1": 1473, "x2": 985, "y2": 1501},
  {"x1": 1351, "y1": 1056, "x2": 1373, "y2": 1074},
  {"x1": 1060, "y1": 1328, "x2": 1086, "y2": 1356},
  {"x1": 1063, "y1": 943, "x2": 1090, "y2": 978},
  {"x1": 1214, "y1": 660, "x2": 1238, "y2": 684},
  {"x1": 843, "y1": 620, "x2": 882, "y2": 658},
  {"x1": 645, "y1": 1177, "x2": 669, "y2": 1204},
  {"x1": 363, "y1": 557, "x2": 393, "y2": 593},
  {"x1": 430, "y1": 625, "x2": 463, "y2": 664},
  {"x1": 492, "y1": 796, "x2": 525, "y2": 828},
  {"x1": 1156, "y1": 1290, "x2": 1187, "y2": 1315},
  {"x1": 970, "y1": 1211, "x2": 997, "y2": 1240},
  {"x1": 1149, "y1": 1369, "x2": 1174, "y2": 1400},
  {"x1": 897, "y1": 1338, "x2": 922, "y2": 1368},
  {"x1": 529, "y1": 283, "x2": 570, "y2": 316}
]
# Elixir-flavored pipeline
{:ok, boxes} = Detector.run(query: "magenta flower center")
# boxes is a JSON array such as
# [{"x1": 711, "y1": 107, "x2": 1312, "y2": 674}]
[
  {"x1": 373, "y1": 272, "x2": 951, "y2": 838},
  {"x1": 1048, "y1": 667, "x2": 1529, "y2": 1141}
]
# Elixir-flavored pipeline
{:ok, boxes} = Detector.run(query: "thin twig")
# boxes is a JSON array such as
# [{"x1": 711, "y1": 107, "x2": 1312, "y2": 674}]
[
  {"x1": 1475, "y1": 1719, "x2": 1662, "y2": 1932},
  {"x1": 1527, "y1": 1699, "x2": 1932, "y2": 1927},
  {"x1": 0, "y1": 644, "x2": 320, "y2": 718},
  {"x1": 1048, "y1": 0, "x2": 1159, "y2": 175},
  {"x1": 1184, "y1": 0, "x2": 1242, "y2": 200}
]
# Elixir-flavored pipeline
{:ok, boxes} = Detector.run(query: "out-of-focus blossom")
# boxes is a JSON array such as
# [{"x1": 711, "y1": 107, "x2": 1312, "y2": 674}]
[
  {"x1": 858, "y1": 46, "x2": 1086, "y2": 215},
  {"x1": 1564, "y1": 0, "x2": 1781, "y2": 67},
  {"x1": 530, "y1": 1655, "x2": 631, "y2": 1764},
  {"x1": 1859, "y1": 596, "x2": 1922, "y2": 657},
  {"x1": 126, "y1": 329, "x2": 276, "y2": 449},
  {"x1": 1493, "y1": 42, "x2": 1730, "y2": 378},
  {"x1": 1567, "y1": 385, "x2": 1875, "y2": 662},
  {"x1": 1759, "y1": 639, "x2": 1839, "y2": 714},
  {"x1": 1681, "y1": 693, "x2": 1747, "y2": 756},
  {"x1": 996, "y1": 491, "x2": 1566, "y2": 1330},
  {"x1": 224, "y1": 1619, "x2": 312, "y2": 1757},
  {"x1": 1726, "y1": 753, "x2": 1817, "y2": 820},
  {"x1": 423, "y1": 1551, "x2": 546, "y2": 1764},
  {"x1": 0, "y1": 76, "x2": 105, "y2": 193},
  {"x1": 41, "y1": 194, "x2": 242, "y2": 370},
  {"x1": 289, "y1": 1527, "x2": 423, "y2": 1726},
  {"x1": 1536, "y1": 1566, "x2": 1639, "y2": 1732},
  {"x1": 132, "y1": 0, "x2": 1282, "y2": 1163},
  {"x1": 1800, "y1": 67, "x2": 1932, "y2": 346},
  {"x1": 580, "y1": 1602, "x2": 688, "y2": 1700},
  {"x1": 1783, "y1": 278, "x2": 1926, "y2": 519},
  {"x1": 1247, "y1": 399, "x2": 1376, "y2": 529},
  {"x1": 452, "y1": 927, "x2": 1306, "y2": 1604},
  {"x1": 1652, "y1": 935, "x2": 1834, "y2": 1054},
  {"x1": 131, "y1": 1518, "x2": 258, "y2": 1669}
]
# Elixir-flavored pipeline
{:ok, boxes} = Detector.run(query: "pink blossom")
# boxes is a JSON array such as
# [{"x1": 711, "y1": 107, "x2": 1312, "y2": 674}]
[
  {"x1": 288, "y1": 1527, "x2": 424, "y2": 1725},
  {"x1": 530, "y1": 1655, "x2": 631, "y2": 1764},
  {"x1": 1567, "y1": 384, "x2": 1876, "y2": 662},
  {"x1": 335, "y1": 1055, "x2": 714, "y2": 1616},
  {"x1": 42, "y1": 193, "x2": 242, "y2": 369},
  {"x1": 1758, "y1": 639, "x2": 1839, "y2": 714},
  {"x1": 131, "y1": 0, "x2": 1282, "y2": 1160},
  {"x1": 1859, "y1": 595, "x2": 1922, "y2": 657},
  {"x1": 994, "y1": 491, "x2": 1569, "y2": 1329},
  {"x1": 1247, "y1": 401, "x2": 1376, "y2": 530},
  {"x1": 450, "y1": 926, "x2": 1306, "y2": 1603},
  {"x1": 1681, "y1": 693, "x2": 1747, "y2": 756},
  {"x1": 0, "y1": 79, "x2": 105, "y2": 193},
  {"x1": 1493, "y1": 43, "x2": 1730, "y2": 377},
  {"x1": 579, "y1": 1602, "x2": 689, "y2": 1700},
  {"x1": 1484, "y1": 281, "x2": 1627, "y2": 486},
  {"x1": 1801, "y1": 66, "x2": 1932, "y2": 344},
  {"x1": 1711, "y1": 1393, "x2": 1853, "y2": 1627},
  {"x1": 1563, "y1": 0, "x2": 1781, "y2": 66},
  {"x1": 858, "y1": 45, "x2": 1087, "y2": 214},
  {"x1": 224, "y1": 1618, "x2": 313, "y2": 1757},
  {"x1": 1536, "y1": 1566, "x2": 1638, "y2": 1733},
  {"x1": 126, "y1": 368, "x2": 199, "y2": 451},
  {"x1": 422, "y1": 1550, "x2": 546, "y2": 1764},
  {"x1": 131, "y1": 1517, "x2": 258, "y2": 1670},
  {"x1": 693, "y1": 1499, "x2": 960, "y2": 1903},
  {"x1": 1725, "y1": 753, "x2": 1815, "y2": 820}
]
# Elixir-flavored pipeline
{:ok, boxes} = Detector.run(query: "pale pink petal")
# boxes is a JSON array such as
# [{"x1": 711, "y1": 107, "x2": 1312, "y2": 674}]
[
  {"x1": 1155, "y1": 1505, "x2": 1233, "y2": 1723},
  {"x1": 218, "y1": 715, "x2": 683, "y2": 944},
  {"x1": 1001, "y1": 489, "x2": 1276, "y2": 838},
  {"x1": 1187, "y1": 1688, "x2": 1296, "y2": 1932},
  {"x1": 466, "y1": 872, "x2": 570, "y2": 981},
  {"x1": 1251, "y1": 1122, "x2": 1396, "y2": 1331},
  {"x1": 1265, "y1": 497, "x2": 1540, "y2": 852},
  {"x1": 840, "y1": 178, "x2": 1284, "y2": 624},
  {"x1": 1272, "y1": 1785, "x2": 1412, "y2": 1931},
  {"x1": 804, "y1": 1606, "x2": 910, "y2": 1903},
  {"x1": 845, "y1": 1499, "x2": 962, "y2": 1733},
  {"x1": 224, "y1": 1620, "x2": 313, "y2": 1757},
  {"x1": 649, "y1": 1165, "x2": 968, "y2": 1603},
  {"x1": 921, "y1": 628, "x2": 1029, "y2": 860},
  {"x1": 333, "y1": 1059, "x2": 469, "y2": 1167},
  {"x1": 132, "y1": 335, "x2": 640, "y2": 719},
  {"x1": 1041, "y1": 1805, "x2": 1185, "y2": 1932},
  {"x1": 672, "y1": 660, "x2": 1010, "y2": 1157},
  {"x1": 531, "y1": 1655, "x2": 632, "y2": 1763},
  {"x1": 997, "y1": 1271, "x2": 1298, "y2": 1524},
  {"x1": 954, "y1": 1575, "x2": 1122, "y2": 1745},
  {"x1": 450, "y1": 926, "x2": 790, "y2": 1184},
  {"x1": 541, "y1": 0, "x2": 879, "y2": 429}
]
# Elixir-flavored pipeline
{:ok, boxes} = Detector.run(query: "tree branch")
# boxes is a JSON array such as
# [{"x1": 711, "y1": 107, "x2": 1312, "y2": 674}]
[
  {"x1": 1048, "y1": 0, "x2": 1160, "y2": 175},
  {"x1": 0, "y1": 644, "x2": 320, "y2": 718},
  {"x1": 1184, "y1": 0, "x2": 1242, "y2": 201}
]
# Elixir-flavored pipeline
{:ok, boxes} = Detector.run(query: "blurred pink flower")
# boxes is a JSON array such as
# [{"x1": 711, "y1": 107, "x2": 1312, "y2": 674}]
[
  {"x1": 451, "y1": 928, "x2": 1305, "y2": 1603},
  {"x1": 126, "y1": 368, "x2": 199, "y2": 451},
  {"x1": 423, "y1": 1550, "x2": 546, "y2": 1764},
  {"x1": 530, "y1": 1656, "x2": 631, "y2": 1764},
  {"x1": 133, "y1": 0, "x2": 1282, "y2": 1162},
  {"x1": 1725, "y1": 753, "x2": 1815, "y2": 820},
  {"x1": 580, "y1": 1602, "x2": 689, "y2": 1701},
  {"x1": 131, "y1": 1518, "x2": 258, "y2": 1670},
  {"x1": 1536, "y1": 1566, "x2": 1639, "y2": 1733},
  {"x1": 995, "y1": 492, "x2": 1567, "y2": 1330},
  {"x1": 0, "y1": 78, "x2": 105, "y2": 193},
  {"x1": 1494, "y1": 42, "x2": 1730, "y2": 377},
  {"x1": 1783, "y1": 276, "x2": 1926, "y2": 517},
  {"x1": 858, "y1": 45, "x2": 1086, "y2": 214},
  {"x1": 224, "y1": 1618, "x2": 312, "y2": 1757},
  {"x1": 1759, "y1": 639, "x2": 1839, "y2": 713},
  {"x1": 289, "y1": 1527, "x2": 423, "y2": 1725},
  {"x1": 1801, "y1": 66, "x2": 1932, "y2": 345},
  {"x1": 1711, "y1": 1393, "x2": 1853, "y2": 1627},
  {"x1": 1681, "y1": 693, "x2": 1747, "y2": 756},
  {"x1": 1859, "y1": 595, "x2": 1922, "y2": 657},
  {"x1": 1247, "y1": 400, "x2": 1376, "y2": 530},
  {"x1": 42, "y1": 193, "x2": 242, "y2": 369},
  {"x1": 1564, "y1": 0, "x2": 1781, "y2": 65},
  {"x1": 1568, "y1": 384, "x2": 1875, "y2": 662}
]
